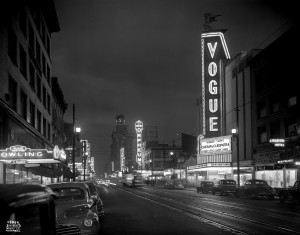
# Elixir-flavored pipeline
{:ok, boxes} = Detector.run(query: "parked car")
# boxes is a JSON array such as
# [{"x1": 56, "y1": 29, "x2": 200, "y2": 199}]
[
  {"x1": 48, "y1": 182, "x2": 100, "y2": 235},
  {"x1": 277, "y1": 180, "x2": 300, "y2": 203},
  {"x1": 164, "y1": 180, "x2": 184, "y2": 189},
  {"x1": 212, "y1": 179, "x2": 237, "y2": 196},
  {"x1": 0, "y1": 183, "x2": 80, "y2": 235},
  {"x1": 84, "y1": 181, "x2": 105, "y2": 218},
  {"x1": 196, "y1": 181, "x2": 214, "y2": 194},
  {"x1": 235, "y1": 179, "x2": 276, "y2": 200}
]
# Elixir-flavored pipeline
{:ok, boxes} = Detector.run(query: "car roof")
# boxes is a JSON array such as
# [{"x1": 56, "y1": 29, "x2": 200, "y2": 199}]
[
  {"x1": 0, "y1": 184, "x2": 54, "y2": 208},
  {"x1": 47, "y1": 182, "x2": 89, "y2": 190}
]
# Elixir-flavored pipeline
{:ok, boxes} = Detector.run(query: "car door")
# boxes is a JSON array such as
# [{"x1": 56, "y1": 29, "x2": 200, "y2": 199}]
[{"x1": 244, "y1": 181, "x2": 253, "y2": 196}]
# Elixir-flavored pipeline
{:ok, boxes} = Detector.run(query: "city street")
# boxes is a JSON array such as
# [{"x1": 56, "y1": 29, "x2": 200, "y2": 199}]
[{"x1": 98, "y1": 184, "x2": 300, "y2": 235}]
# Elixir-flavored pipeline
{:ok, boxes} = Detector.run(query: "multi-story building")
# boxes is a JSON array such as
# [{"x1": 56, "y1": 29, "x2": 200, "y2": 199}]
[
  {"x1": 0, "y1": 0, "x2": 66, "y2": 184},
  {"x1": 194, "y1": 25, "x2": 299, "y2": 188}
]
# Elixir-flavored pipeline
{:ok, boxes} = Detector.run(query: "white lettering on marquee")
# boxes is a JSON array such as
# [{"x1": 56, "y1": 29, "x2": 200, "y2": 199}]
[
  {"x1": 209, "y1": 117, "x2": 218, "y2": 131},
  {"x1": 207, "y1": 42, "x2": 218, "y2": 59},
  {"x1": 208, "y1": 62, "x2": 217, "y2": 77}
]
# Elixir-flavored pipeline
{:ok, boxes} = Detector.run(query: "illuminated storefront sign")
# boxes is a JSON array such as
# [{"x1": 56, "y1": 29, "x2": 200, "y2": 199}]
[
  {"x1": 201, "y1": 31, "x2": 230, "y2": 138},
  {"x1": 270, "y1": 139, "x2": 285, "y2": 147},
  {"x1": 0, "y1": 145, "x2": 66, "y2": 164},
  {"x1": 135, "y1": 120, "x2": 143, "y2": 164},
  {"x1": 200, "y1": 135, "x2": 231, "y2": 155}
]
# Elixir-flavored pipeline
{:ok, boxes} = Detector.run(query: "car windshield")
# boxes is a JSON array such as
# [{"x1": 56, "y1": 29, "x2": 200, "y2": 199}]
[
  {"x1": 51, "y1": 187, "x2": 85, "y2": 200},
  {"x1": 223, "y1": 181, "x2": 236, "y2": 185},
  {"x1": 254, "y1": 181, "x2": 268, "y2": 186}
]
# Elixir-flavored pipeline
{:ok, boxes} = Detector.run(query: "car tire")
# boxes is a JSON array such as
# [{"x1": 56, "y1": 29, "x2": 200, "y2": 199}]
[
  {"x1": 212, "y1": 190, "x2": 215, "y2": 195},
  {"x1": 235, "y1": 191, "x2": 240, "y2": 198}
]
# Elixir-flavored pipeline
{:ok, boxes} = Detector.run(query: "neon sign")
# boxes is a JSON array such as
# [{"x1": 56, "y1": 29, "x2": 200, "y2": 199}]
[
  {"x1": 135, "y1": 120, "x2": 143, "y2": 164},
  {"x1": 201, "y1": 31, "x2": 230, "y2": 138}
]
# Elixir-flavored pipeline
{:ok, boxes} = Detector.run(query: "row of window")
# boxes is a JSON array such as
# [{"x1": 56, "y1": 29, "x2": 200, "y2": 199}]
[
  {"x1": 9, "y1": 76, "x2": 51, "y2": 141},
  {"x1": 257, "y1": 95, "x2": 297, "y2": 119},
  {"x1": 8, "y1": 28, "x2": 51, "y2": 114},
  {"x1": 257, "y1": 118, "x2": 298, "y2": 144}
]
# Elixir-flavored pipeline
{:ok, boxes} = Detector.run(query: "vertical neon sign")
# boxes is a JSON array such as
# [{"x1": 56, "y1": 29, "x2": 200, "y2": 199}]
[
  {"x1": 135, "y1": 120, "x2": 143, "y2": 164},
  {"x1": 201, "y1": 31, "x2": 230, "y2": 138}
]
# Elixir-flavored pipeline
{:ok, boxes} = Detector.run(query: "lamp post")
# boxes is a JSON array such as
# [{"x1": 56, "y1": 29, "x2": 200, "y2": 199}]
[
  {"x1": 72, "y1": 104, "x2": 81, "y2": 181},
  {"x1": 231, "y1": 128, "x2": 240, "y2": 186},
  {"x1": 170, "y1": 151, "x2": 175, "y2": 180}
]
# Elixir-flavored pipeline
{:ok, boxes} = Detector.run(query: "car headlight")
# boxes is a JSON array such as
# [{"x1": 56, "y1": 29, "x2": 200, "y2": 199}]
[{"x1": 84, "y1": 219, "x2": 93, "y2": 227}]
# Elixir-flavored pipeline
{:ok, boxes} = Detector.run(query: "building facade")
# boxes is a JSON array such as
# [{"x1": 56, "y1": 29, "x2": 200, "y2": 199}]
[{"x1": 0, "y1": 0, "x2": 66, "y2": 184}]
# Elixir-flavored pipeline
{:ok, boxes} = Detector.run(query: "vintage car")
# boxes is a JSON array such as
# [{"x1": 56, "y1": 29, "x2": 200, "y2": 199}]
[
  {"x1": 0, "y1": 183, "x2": 80, "y2": 235},
  {"x1": 48, "y1": 182, "x2": 100, "y2": 235},
  {"x1": 164, "y1": 180, "x2": 184, "y2": 189},
  {"x1": 235, "y1": 179, "x2": 276, "y2": 200},
  {"x1": 277, "y1": 180, "x2": 300, "y2": 203},
  {"x1": 84, "y1": 181, "x2": 105, "y2": 219},
  {"x1": 196, "y1": 181, "x2": 214, "y2": 194},
  {"x1": 212, "y1": 179, "x2": 237, "y2": 196}
]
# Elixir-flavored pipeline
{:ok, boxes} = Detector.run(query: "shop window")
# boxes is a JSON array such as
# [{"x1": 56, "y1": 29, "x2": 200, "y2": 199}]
[
  {"x1": 19, "y1": 45, "x2": 27, "y2": 79},
  {"x1": 257, "y1": 126, "x2": 267, "y2": 143},
  {"x1": 20, "y1": 90, "x2": 27, "y2": 120},
  {"x1": 37, "y1": 110, "x2": 41, "y2": 132},
  {"x1": 29, "y1": 101, "x2": 35, "y2": 127},
  {"x1": 8, "y1": 28, "x2": 17, "y2": 65},
  {"x1": 29, "y1": 61, "x2": 35, "y2": 90},
  {"x1": 8, "y1": 75, "x2": 17, "y2": 111}
]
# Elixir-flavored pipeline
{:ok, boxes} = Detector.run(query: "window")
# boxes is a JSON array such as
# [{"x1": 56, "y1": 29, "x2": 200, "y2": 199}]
[
  {"x1": 36, "y1": 75, "x2": 41, "y2": 100},
  {"x1": 20, "y1": 90, "x2": 27, "y2": 120},
  {"x1": 47, "y1": 123, "x2": 51, "y2": 140},
  {"x1": 270, "y1": 121, "x2": 280, "y2": 139},
  {"x1": 46, "y1": 35, "x2": 50, "y2": 56},
  {"x1": 8, "y1": 76, "x2": 17, "y2": 111},
  {"x1": 19, "y1": 8, "x2": 27, "y2": 38},
  {"x1": 285, "y1": 117, "x2": 298, "y2": 137},
  {"x1": 257, "y1": 101, "x2": 266, "y2": 119},
  {"x1": 29, "y1": 101, "x2": 35, "y2": 127},
  {"x1": 43, "y1": 117, "x2": 46, "y2": 136},
  {"x1": 29, "y1": 23, "x2": 34, "y2": 49},
  {"x1": 43, "y1": 86, "x2": 46, "y2": 108},
  {"x1": 8, "y1": 28, "x2": 17, "y2": 65},
  {"x1": 42, "y1": 53, "x2": 46, "y2": 76},
  {"x1": 35, "y1": 39, "x2": 41, "y2": 66},
  {"x1": 29, "y1": 61, "x2": 35, "y2": 90},
  {"x1": 287, "y1": 96, "x2": 297, "y2": 107},
  {"x1": 270, "y1": 98, "x2": 280, "y2": 114},
  {"x1": 258, "y1": 126, "x2": 267, "y2": 143},
  {"x1": 46, "y1": 64, "x2": 50, "y2": 84},
  {"x1": 47, "y1": 94, "x2": 51, "y2": 113},
  {"x1": 19, "y1": 45, "x2": 27, "y2": 79},
  {"x1": 37, "y1": 110, "x2": 41, "y2": 132}
]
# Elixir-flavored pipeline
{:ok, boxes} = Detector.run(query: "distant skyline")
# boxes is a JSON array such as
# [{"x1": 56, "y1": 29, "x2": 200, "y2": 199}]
[{"x1": 52, "y1": 0, "x2": 296, "y2": 175}]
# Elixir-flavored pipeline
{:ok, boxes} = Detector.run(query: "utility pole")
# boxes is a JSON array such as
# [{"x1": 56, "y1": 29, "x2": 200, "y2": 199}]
[{"x1": 72, "y1": 104, "x2": 76, "y2": 181}]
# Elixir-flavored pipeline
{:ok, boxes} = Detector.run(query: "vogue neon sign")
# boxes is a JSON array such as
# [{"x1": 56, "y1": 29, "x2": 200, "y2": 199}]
[{"x1": 201, "y1": 32, "x2": 230, "y2": 138}]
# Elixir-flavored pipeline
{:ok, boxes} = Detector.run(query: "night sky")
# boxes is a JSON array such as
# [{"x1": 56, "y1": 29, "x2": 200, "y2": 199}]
[{"x1": 51, "y1": 0, "x2": 295, "y2": 176}]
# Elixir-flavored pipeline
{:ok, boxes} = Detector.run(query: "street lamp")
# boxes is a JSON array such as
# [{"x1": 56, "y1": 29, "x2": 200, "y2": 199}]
[{"x1": 231, "y1": 128, "x2": 240, "y2": 186}]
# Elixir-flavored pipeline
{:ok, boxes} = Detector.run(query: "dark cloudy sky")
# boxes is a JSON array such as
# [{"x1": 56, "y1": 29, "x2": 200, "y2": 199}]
[{"x1": 51, "y1": 0, "x2": 295, "y2": 176}]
